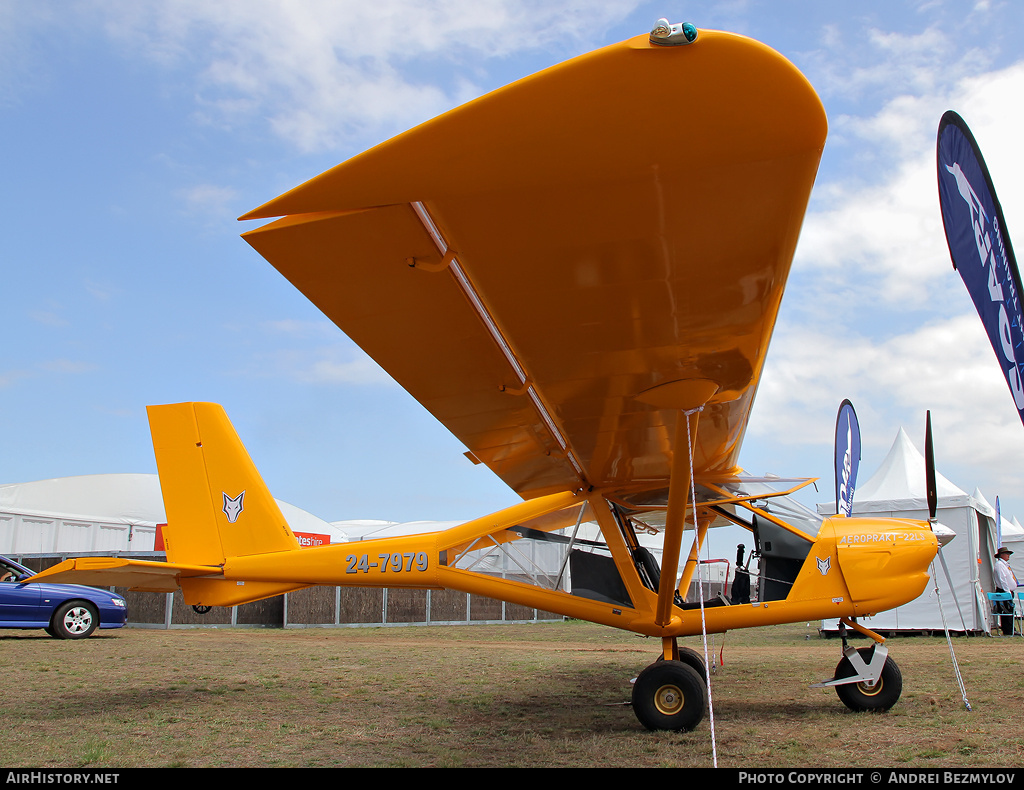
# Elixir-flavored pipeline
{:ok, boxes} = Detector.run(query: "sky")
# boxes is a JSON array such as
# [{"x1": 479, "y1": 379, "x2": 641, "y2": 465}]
[{"x1": 4, "y1": 1, "x2": 1024, "y2": 552}]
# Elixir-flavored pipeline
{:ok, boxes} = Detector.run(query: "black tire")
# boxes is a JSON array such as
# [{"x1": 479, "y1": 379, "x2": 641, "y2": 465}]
[
  {"x1": 655, "y1": 646, "x2": 707, "y2": 682},
  {"x1": 632, "y1": 660, "x2": 706, "y2": 731},
  {"x1": 666, "y1": 646, "x2": 707, "y2": 683},
  {"x1": 50, "y1": 601, "x2": 99, "y2": 640},
  {"x1": 834, "y1": 648, "x2": 902, "y2": 711}
]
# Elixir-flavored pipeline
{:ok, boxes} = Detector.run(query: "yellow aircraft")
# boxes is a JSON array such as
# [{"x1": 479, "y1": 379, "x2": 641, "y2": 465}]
[{"x1": 31, "y1": 21, "x2": 947, "y2": 732}]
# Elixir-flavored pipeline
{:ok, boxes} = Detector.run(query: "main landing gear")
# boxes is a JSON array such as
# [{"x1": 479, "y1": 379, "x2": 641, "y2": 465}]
[{"x1": 631, "y1": 641, "x2": 708, "y2": 731}]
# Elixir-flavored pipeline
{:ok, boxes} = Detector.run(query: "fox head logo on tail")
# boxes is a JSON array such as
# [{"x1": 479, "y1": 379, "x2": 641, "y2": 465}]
[
  {"x1": 817, "y1": 556, "x2": 831, "y2": 576},
  {"x1": 223, "y1": 491, "x2": 245, "y2": 523}
]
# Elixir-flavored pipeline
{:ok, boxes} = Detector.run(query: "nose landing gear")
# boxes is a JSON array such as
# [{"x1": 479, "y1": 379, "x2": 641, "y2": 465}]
[{"x1": 811, "y1": 619, "x2": 903, "y2": 711}]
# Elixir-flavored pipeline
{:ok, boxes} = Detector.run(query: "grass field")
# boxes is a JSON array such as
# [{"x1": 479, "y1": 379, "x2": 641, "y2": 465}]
[{"x1": 0, "y1": 620, "x2": 1021, "y2": 768}]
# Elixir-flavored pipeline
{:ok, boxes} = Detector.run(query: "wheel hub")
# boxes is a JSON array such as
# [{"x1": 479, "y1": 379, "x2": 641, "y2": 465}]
[
  {"x1": 856, "y1": 678, "x2": 883, "y2": 696},
  {"x1": 654, "y1": 684, "x2": 685, "y2": 715},
  {"x1": 64, "y1": 607, "x2": 93, "y2": 634}
]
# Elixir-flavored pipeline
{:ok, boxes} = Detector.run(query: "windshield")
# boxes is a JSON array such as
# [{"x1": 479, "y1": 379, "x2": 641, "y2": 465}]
[{"x1": 614, "y1": 476, "x2": 822, "y2": 538}]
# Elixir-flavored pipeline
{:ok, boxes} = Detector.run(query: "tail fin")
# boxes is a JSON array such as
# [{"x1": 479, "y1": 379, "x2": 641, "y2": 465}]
[
  {"x1": 149, "y1": 402, "x2": 308, "y2": 607},
  {"x1": 149, "y1": 402, "x2": 300, "y2": 564}
]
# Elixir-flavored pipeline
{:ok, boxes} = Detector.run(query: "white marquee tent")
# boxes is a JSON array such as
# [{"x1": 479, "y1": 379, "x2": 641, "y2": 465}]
[
  {"x1": 995, "y1": 514, "x2": 1024, "y2": 583},
  {"x1": 0, "y1": 474, "x2": 344, "y2": 555},
  {"x1": 817, "y1": 428, "x2": 999, "y2": 634}
]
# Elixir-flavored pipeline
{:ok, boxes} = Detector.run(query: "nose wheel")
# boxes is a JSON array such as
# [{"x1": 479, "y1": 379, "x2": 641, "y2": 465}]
[
  {"x1": 832, "y1": 647, "x2": 903, "y2": 711},
  {"x1": 812, "y1": 622, "x2": 904, "y2": 712}
]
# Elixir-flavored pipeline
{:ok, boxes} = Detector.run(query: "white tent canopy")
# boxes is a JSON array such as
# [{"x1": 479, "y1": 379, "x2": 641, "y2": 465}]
[
  {"x1": 817, "y1": 427, "x2": 998, "y2": 633},
  {"x1": 0, "y1": 474, "x2": 165, "y2": 526},
  {"x1": 333, "y1": 519, "x2": 466, "y2": 541},
  {"x1": 846, "y1": 428, "x2": 973, "y2": 512},
  {"x1": 993, "y1": 509, "x2": 1024, "y2": 584},
  {"x1": 0, "y1": 473, "x2": 344, "y2": 555}
]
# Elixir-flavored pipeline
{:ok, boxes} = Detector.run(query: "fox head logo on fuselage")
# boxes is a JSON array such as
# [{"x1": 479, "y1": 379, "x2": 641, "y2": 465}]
[{"x1": 223, "y1": 491, "x2": 245, "y2": 523}]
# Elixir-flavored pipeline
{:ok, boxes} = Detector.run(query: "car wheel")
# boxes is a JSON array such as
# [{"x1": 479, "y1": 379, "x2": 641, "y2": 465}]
[{"x1": 50, "y1": 601, "x2": 99, "y2": 639}]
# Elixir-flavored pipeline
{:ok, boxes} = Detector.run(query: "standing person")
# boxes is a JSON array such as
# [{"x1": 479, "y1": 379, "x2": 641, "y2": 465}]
[{"x1": 994, "y1": 547, "x2": 1018, "y2": 636}]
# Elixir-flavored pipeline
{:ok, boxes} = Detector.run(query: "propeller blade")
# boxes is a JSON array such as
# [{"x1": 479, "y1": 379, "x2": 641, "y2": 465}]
[{"x1": 925, "y1": 410, "x2": 937, "y2": 523}]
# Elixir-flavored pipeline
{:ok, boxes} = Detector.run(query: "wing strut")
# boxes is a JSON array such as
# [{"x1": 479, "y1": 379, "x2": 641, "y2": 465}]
[
  {"x1": 648, "y1": 380, "x2": 719, "y2": 627},
  {"x1": 677, "y1": 514, "x2": 715, "y2": 600},
  {"x1": 409, "y1": 201, "x2": 588, "y2": 487},
  {"x1": 656, "y1": 408, "x2": 701, "y2": 626}
]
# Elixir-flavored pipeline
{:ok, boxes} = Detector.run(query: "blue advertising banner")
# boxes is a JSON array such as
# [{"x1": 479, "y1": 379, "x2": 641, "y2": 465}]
[
  {"x1": 997, "y1": 495, "x2": 1002, "y2": 548},
  {"x1": 835, "y1": 399, "x2": 861, "y2": 517},
  {"x1": 937, "y1": 111, "x2": 1024, "y2": 425}
]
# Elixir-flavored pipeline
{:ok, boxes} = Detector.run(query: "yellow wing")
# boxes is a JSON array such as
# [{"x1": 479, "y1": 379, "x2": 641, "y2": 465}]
[{"x1": 241, "y1": 29, "x2": 827, "y2": 502}]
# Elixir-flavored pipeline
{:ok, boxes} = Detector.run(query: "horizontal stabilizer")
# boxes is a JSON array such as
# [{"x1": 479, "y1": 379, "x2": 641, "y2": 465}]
[
  {"x1": 28, "y1": 558, "x2": 311, "y2": 606},
  {"x1": 28, "y1": 557, "x2": 219, "y2": 593}
]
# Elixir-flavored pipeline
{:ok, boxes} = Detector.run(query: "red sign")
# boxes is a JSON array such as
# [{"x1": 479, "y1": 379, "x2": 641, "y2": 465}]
[{"x1": 295, "y1": 532, "x2": 331, "y2": 548}]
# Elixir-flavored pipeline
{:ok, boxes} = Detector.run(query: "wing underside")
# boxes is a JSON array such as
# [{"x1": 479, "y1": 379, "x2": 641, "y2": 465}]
[{"x1": 242, "y1": 30, "x2": 827, "y2": 502}]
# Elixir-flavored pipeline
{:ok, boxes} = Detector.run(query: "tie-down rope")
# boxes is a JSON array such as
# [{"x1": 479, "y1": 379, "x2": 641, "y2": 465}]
[
  {"x1": 684, "y1": 406, "x2": 718, "y2": 768},
  {"x1": 929, "y1": 554, "x2": 972, "y2": 711}
]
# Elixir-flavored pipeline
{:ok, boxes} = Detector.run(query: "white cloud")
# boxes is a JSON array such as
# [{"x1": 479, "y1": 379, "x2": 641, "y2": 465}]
[
  {"x1": 0, "y1": 2, "x2": 58, "y2": 106},
  {"x1": 180, "y1": 183, "x2": 240, "y2": 217},
  {"x1": 796, "y1": 155, "x2": 950, "y2": 308},
  {"x1": 793, "y1": 56, "x2": 1024, "y2": 317},
  {"x1": 38, "y1": 359, "x2": 100, "y2": 375},
  {"x1": 236, "y1": 345, "x2": 393, "y2": 385},
  {"x1": 804, "y1": 22, "x2": 992, "y2": 110},
  {"x1": 755, "y1": 38, "x2": 1024, "y2": 508},
  {"x1": 261, "y1": 346, "x2": 393, "y2": 386},
  {"x1": 254, "y1": 321, "x2": 393, "y2": 384},
  {"x1": 0, "y1": 369, "x2": 30, "y2": 389},
  {"x1": 87, "y1": 0, "x2": 642, "y2": 152},
  {"x1": 302, "y1": 355, "x2": 392, "y2": 385},
  {"x1": 751, "y1": 311, "x2": 1024, "y2": 489},
  {"x1": 29, "y1": 308, "x2": 69, "y2": 328}
]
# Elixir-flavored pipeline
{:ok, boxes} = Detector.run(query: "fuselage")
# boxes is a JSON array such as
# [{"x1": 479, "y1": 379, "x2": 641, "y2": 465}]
[{"x1": 217, "y1": 494, "x2": 939, "y2": 639}]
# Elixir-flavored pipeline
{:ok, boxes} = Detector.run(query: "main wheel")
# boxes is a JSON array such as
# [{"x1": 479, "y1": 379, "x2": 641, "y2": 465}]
[
  {"x1": 672, "y1": 646, "x2": 707, "y2": 682},
  {"x1": 50, "y1": 601, "x2": 99, "y2": 640},
  {"x1": 834, "y1": 648, "x2": 902, "y2": 711},
  {"x1": 654, "y1": 646, "x2": 707, "y2": 681},
  {"x1": 632, "y1": 660, "x2": 706, "y2": 731}
]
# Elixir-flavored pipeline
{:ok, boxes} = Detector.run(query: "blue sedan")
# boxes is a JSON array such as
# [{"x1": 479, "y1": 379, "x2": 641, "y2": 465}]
[{"x1": 0, "y1": 555, "x2": 127, "y2": 639}]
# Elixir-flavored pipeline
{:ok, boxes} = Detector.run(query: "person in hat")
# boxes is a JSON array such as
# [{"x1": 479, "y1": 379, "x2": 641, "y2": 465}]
[{"x1": 994, "y1": 547, "x2": 1018, "y2": 636}]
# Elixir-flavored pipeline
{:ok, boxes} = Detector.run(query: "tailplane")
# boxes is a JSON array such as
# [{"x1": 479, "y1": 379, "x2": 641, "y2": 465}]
[{"x1": 29, "y1": 402, "x2": 309, "y2": 605}]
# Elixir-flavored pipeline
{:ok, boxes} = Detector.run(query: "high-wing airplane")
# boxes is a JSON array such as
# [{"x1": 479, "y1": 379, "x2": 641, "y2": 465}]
[{"x1": 31, "y1": 21, "x2": 947, "y2": 732}]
